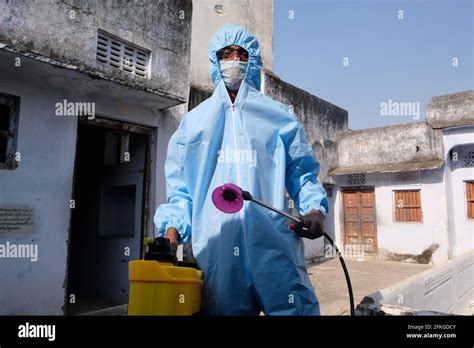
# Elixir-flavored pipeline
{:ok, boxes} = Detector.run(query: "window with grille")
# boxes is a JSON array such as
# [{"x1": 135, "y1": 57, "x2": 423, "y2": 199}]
[
  {"x1": 0, "y1": 93, "x2": 20, "y2": 170},
  {"x1": 96, "y1": 30, "x2": 150, "y2": 78},
  {"x1": 394, "y1": 190, "x2": 422, "y2": 222},
  {"x1": 466, "y1": 182, "x2": 474, "y2": 219}
]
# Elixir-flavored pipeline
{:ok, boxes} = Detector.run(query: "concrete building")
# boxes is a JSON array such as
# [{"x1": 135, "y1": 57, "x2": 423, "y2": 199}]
[
  {"x1": 0, "y1": 0, "x2": 193, "y2": 314},
  {"x1": 328, "y1": 91, "x2": 474, "y2": 265}
]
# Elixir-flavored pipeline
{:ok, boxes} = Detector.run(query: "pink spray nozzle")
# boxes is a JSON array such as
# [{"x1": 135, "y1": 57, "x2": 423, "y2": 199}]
[{"x1": 212, "y1": 183, "x2": 244, "y2": 213}]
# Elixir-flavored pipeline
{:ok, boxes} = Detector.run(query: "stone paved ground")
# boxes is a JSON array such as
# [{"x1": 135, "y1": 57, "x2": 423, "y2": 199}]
[{"x1": 308, "y1": 258, "x2": 432, "y2": 315}]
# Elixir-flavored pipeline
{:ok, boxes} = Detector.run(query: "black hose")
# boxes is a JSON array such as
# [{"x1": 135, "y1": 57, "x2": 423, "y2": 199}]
[
  {"x1": 323, "y1": 232, "x2": 355, "y2": 316},
  {"x1": 241, "y1": 189, "x2": 355, "y2": 316}
]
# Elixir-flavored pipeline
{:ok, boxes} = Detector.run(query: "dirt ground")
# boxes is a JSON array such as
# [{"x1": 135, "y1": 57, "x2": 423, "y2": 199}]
[{"x1": 308, "y1": 258, "x2": 432, "y2": 315}]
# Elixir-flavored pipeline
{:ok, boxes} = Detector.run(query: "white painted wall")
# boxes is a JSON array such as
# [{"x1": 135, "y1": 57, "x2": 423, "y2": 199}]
[
  {"x1": 332, "y1": 171, "x2": 450, "y2": 264},
  {"x1": 0, "y1": 83, "x2": 77, "y2": 315},
  {"x1": 443, "y1": 126, "x2": 474, "y2": 258},
  {"x1": 376, "y1": 171, "x2": 448, "y2": 264}
]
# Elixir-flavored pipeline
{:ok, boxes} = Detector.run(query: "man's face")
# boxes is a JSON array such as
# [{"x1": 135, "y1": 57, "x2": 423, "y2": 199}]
[{"x1": 217, "y1": 45, "x2": 249, "y2": 62}]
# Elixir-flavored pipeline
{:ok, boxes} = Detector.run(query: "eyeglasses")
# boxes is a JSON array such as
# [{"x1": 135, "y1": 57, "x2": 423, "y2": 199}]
[{"x1": 217, "y1": 47, "x2": 249, "y2": 61}]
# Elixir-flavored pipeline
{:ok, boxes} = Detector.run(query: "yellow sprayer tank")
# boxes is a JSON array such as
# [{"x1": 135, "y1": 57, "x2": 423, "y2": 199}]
[{"x1": 128, "y1": 238, "x2": 203, "y2": 316}]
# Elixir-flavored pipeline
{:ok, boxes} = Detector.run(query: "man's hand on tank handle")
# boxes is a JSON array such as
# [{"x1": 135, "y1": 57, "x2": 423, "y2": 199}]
[
  {"x1": 289, "y1": 210, "x2": 324, "y2": 240},
  {"x1": 165, "y1": 227, "x2": 179, "y2": 255}
]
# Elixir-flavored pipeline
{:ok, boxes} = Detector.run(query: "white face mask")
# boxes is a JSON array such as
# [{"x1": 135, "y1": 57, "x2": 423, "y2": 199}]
[{"x1": 219, "y1": 60, "x2": 248, "y2": 91}]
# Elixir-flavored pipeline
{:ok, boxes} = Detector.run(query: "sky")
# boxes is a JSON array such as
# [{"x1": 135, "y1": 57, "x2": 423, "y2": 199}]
[{"x1": 273, "y1": 0, "x2": 473, "y2": 130}]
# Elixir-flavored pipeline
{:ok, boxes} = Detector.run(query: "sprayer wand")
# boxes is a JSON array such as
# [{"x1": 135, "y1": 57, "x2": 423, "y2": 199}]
[
  {"x1": 212, "y1": 183, "x2": 355, "y2": 316},
  {"x1": 241, "y1": 188, "x2": 355, "y2": 316}
]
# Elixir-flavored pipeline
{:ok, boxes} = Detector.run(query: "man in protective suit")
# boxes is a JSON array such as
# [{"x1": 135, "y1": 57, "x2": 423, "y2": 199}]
[{"x1": 154, "y1": 23, "x2": 328, "y2": 315}]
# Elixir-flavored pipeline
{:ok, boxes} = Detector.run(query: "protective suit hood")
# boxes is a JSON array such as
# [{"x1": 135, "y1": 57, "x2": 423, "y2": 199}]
[{"x1": 209, "y1": 23, "x2": 262, "y2": 91}]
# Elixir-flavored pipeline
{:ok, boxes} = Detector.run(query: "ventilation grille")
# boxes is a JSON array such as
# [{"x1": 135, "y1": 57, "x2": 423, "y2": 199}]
[
  {"x1": 96, "y1": 31, "x2": 150, "y2": 78},
  {"x1": 464, "y1": 151, "x2": 474, "y2": 167}
]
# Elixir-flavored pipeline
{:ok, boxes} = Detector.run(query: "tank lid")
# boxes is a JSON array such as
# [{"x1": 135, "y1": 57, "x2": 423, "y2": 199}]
[{"x1": 144, "y1": 237, "x2": 176, "y2": 263}]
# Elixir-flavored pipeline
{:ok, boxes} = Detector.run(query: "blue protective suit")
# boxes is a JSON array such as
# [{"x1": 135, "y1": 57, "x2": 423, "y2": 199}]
[{"x1": 154, "y1": 23, "x2": 329, "y2": 315}]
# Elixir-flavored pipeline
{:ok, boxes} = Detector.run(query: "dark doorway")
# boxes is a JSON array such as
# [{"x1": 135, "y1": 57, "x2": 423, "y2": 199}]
[{"x1": 66, "y1": 117, "x2": 152, "y2": 315}]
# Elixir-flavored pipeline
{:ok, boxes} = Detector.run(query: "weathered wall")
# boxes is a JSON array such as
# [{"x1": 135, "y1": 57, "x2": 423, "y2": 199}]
[
  {"x1": 264, "y1": 70, "x2": 348, "y2": 183},
  {"x1": 190, "y1": 0, "x2": 274, "y2": 90},
  {"x1": 264, "y1": 70, "x2": 348, "y2": 142},
  {"x1": 426, "y1": 90, "x2": 474, "y2": 129},
  {"x1": 334, "y1": 122, "x2": 444, "y2": 172},
  {"x1": 0, "y1": 0, "x2": 193, "y2": 102}
]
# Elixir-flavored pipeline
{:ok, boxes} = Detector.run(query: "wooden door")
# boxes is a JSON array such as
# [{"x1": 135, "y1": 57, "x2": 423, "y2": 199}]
[{"x1": 342, "y1": 189, "x2": 378, "y2": 253}]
